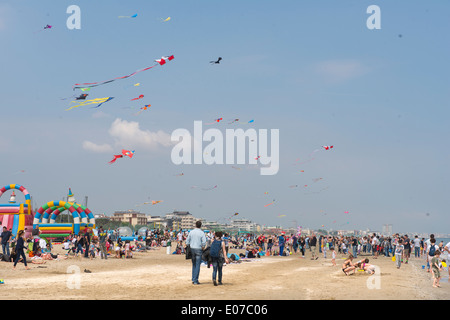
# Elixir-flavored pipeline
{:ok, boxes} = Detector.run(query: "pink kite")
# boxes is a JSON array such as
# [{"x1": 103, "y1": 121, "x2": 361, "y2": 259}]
[{"x1": 108, "y1": 149, "x2": 135, "y2": 164}]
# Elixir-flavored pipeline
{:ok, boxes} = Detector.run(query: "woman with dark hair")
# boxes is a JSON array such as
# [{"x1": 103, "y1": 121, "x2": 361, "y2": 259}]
[
  {"x1": 13, "y1": 230, "x2": 30, "y2": 270},
  {"x1": 210, "y1": 231, "x2": 229, "y2": 286}
]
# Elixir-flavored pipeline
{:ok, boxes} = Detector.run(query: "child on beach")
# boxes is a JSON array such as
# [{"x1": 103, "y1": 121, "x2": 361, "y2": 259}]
[
  {"x1": 431, "y1": 250, "x2": 442, "y2": 288},
  {"x1": 342, "y1": 254, "x2": 355, "y2": 275},
  {"x1": 89, "y1": 240, "x2": 97, "y2": 260},
  {"x1": 330, "y1": 247, "x2": 336, "y2": 266},
  {"x1": 394, "y1": 239, "x2": 404, "y2": 269}
]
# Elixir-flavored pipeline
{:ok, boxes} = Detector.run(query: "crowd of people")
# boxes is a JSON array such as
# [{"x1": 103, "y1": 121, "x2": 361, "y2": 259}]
[{"x1": 1, "y1": 224, "x2": 449, "y2": 289}]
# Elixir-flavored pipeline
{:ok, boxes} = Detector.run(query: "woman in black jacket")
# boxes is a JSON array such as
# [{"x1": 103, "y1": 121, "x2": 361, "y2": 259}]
[{"x1": 13, "y1": 230, "x2": 30, "y2": 270}]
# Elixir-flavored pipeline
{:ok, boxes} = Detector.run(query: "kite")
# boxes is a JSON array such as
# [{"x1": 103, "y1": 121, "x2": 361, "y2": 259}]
[
  {"x1": 135, "y1": 104, "x2": 151, "y2": 115},
  {"x1": 81, "y1": 88, "x2": 91, "y2": 92},
  {"x1": 264, "y1": 199, "x2": 276, "y2": 207},
  {"x1": 205, "y1": 118, "x2": 223, "y2": 125},
  {"x1": 161, "y1": 17, "x2": 171, "y2": 22},
  {"x1": 322, "y1": 145, "x2": 334, "y2": 150},
  {"x1": 108, "y1": 149, "x2": 135, "y2": 164},
  {"x1": 231, "y1": 166, "x2": 242, "y2": 170},
  {"x1": 75, "y1": 94, "x2": 88, "y2": 100},
  {"x1": 210, "y1": 57, "x2": 222, "y2": 64},
  {"x1": 118, "y1": 14, "x2": 138, "y2": 18},
  {"x1": 73, "y1": 55, "x2": 174, "y2": 90},
  {"x1": 131, "y1": 94, "x2": 144, "y2": 101},
  {"x1": 61, "y1": 93, "x2": 88, "y2": 101},
  {"x1": 228, "y1": 212, "x2": 239, "y2": 219},
  {"x1": 66, "y1": 97, "x2": 114, "y2": 111},
  {"x1": 255, "y1": 156, "x2": 261, "y2": 160},
  {"x1": 344, "y1": 211, "x2": 349, "y2": 214},
  {"x1": 312, "y1": 178, "x2": 323, "y2": 183},
  {"x1": 174, "y1": 173, "x2": 184, "y2": 176},
  {"x1": 229, "y1": 118, "x2": 240, "y2": 124},
  {"x1": 152, "y1": 200, "x2": 163, "y2": 205},
  {"x1": 289, "y1": 185, "x2": 298, "y2": 188},
  {"x1": 278, "y1": 214, "x2": 286, "y2": 218},
  {"x1": 35, "y1": 24, "x2": 52, "y2": 33}
]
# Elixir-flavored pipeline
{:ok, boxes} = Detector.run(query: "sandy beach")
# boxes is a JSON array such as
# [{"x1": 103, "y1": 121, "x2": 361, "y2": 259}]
[{"x1": 0, "y1": 244, "x2": 448, "y2": 300}]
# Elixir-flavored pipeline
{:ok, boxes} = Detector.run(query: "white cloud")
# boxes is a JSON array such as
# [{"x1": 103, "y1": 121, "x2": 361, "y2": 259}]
[
  {"x1": 109, "y1": 118, "x2": 174, "y2": 150},
  {"x1": 82, "y1": 118, "x2": 174, "y2": 154},
  {"x1": 82, "y1": 141, "x2": 113, "y2": 153}
]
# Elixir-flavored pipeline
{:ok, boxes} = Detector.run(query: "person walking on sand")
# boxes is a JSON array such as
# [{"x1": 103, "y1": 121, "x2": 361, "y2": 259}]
[
  {"x1": 330, "y1": 247, "x2": 337, "y2": 266},
  {"x1": 13, "y1": 230, "x2": 30, "y2": 270},
  {"x1": 310, "y1": 234, "x2": 318, "y2": 260},
  {"x1": 299, "y1": 237, "x2": 306, "y2": 258},
  {"x1": 278, "y1": 233, "x2": 286, "y2": 256},
  {"x1": 186, "y1": 220, "x2": 207, "y2": 285},
  {"x1": 394, "y1": 239, "x2": 404, "y2": 269},
  {"x1": 403, "y1": 235, "x2": 411, "y2": 264},
  {"x1": 98, "y1": 226, "x2": 108, "y2": 260},
  {"x1": 431, "y1": 250, "x2": 442, "y2": 288},
  {"x1": 1, "y1": 226, "x2": 12, "y2": 258},
  {"x1": 413, "y1": 235, "x2": 421, "y2": 258},
  {"x1": 209, "y1": 231, "x2": 229, "y2": 286},
  {"x1": 426, "y1": 238, "x2": 439, "y2": 274}
]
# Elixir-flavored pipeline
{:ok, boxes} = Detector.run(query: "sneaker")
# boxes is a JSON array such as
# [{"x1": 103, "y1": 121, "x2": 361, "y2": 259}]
[
  {"x1": 218, "y1": 282, "x2": 223, "y2": 285},
  {"x1": 213, "y1": 280, "x2": 217, "y2": 286}
]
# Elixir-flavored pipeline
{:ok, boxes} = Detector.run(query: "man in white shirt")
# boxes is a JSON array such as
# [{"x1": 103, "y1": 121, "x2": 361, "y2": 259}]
[
  {"x1": 371, "y1": 234, "x2": 379, "y2": 258},
  {"x1": 413, "y1": 235, "x2": 421, "y2": 258},
  {"x1": 186, "y1": 221, "x2": 207, "y2": 285}
]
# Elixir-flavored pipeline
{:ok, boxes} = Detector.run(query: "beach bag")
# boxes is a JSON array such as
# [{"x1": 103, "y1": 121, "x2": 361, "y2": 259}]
[
  {"x1": 185, "y1": 245, "x2": 192, "y2": 260},
  {"x1": 429, "y1": 245, "x2": 436, "y2": 257},
  {"x1": 210, "y1": 240, "x2": 222, "y2": 258}
]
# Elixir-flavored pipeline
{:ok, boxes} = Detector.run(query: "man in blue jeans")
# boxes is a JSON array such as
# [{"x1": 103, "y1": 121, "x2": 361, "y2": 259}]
[
  {"x1": 1, "y1": 227, "x2": 12, "y2": 258},
  {"x1": 278, "y1": 234, "x2": 286, "y2": 256},
  {"x1": 186, "y1": 221, "x2": 206, "y2": 285}
]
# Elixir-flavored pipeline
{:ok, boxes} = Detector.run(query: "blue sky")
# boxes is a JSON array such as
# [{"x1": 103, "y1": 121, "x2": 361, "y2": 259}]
[{"x1": 0, "y1": 0, "x2": 449, "y2": 234}]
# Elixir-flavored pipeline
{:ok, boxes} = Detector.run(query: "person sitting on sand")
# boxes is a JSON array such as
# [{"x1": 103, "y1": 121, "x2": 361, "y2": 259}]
[
  {"x1": 342, "y1": 254, "x2": 355, "y2": 275},
  {"x1": 124, "y1": 240, "x2": 133, "y2": 258}
]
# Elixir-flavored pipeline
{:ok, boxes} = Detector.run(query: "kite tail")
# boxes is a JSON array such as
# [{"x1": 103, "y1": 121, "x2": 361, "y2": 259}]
[{"x1": 108, "y1": 155, "x2": 122, "y2": 164}]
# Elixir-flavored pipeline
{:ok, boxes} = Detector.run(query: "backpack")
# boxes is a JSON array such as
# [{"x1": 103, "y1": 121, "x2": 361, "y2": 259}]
[
  {"x1": 210, "y1": 240, "x2": 222, "y2": 258},
  {"x1": 429, "y1": 245, "x2": 436, "y2": 256}
]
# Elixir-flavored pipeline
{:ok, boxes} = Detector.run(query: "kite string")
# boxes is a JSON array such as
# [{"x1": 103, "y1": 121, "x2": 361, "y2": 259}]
[{"x1": 73, "y1": 64, "x2": 159, "y2": 90}]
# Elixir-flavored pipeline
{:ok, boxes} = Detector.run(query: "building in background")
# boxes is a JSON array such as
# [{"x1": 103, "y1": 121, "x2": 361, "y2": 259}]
[{"x1": 110, "y1": 210, "x2": 148, "y2": 226}]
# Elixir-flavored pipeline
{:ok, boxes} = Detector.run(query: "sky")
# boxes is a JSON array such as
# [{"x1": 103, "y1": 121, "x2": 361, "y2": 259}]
[{"x1": 0, "y1": 0, "x2": 449, "y2": 234}]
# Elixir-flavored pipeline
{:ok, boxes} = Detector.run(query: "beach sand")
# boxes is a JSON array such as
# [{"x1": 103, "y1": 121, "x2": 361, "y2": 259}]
[{"x1": 0, "y1": 246, "x2": 448, "y2": 300}]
